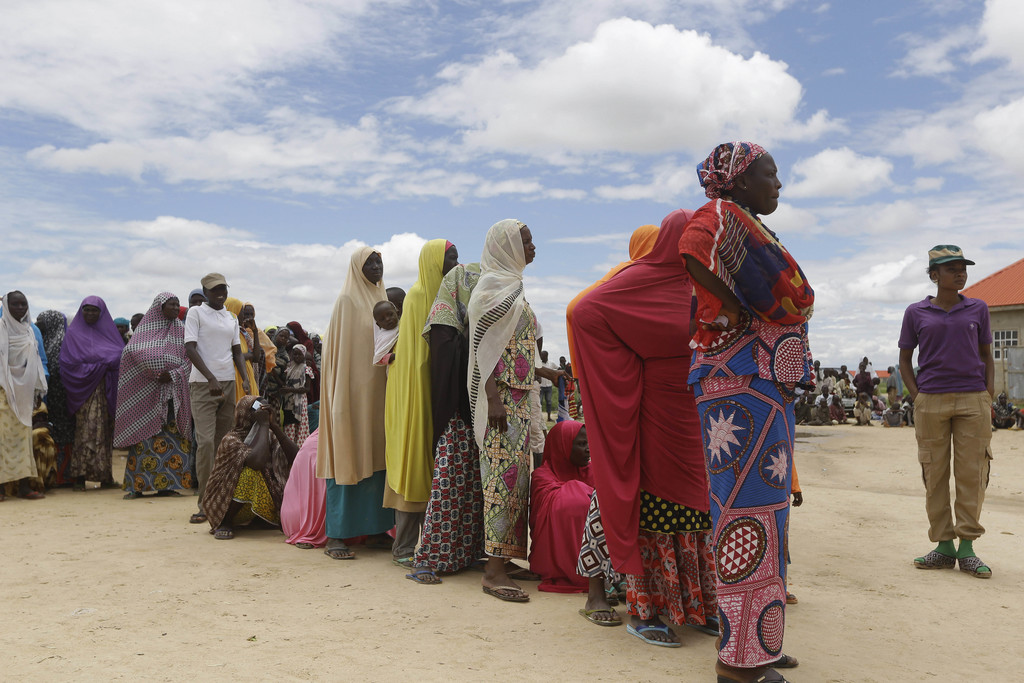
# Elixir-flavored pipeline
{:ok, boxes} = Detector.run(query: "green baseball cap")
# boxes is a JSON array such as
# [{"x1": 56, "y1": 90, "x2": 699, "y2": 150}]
[{"x1": 928, "y1": 245, "x2": 974, "y2": 268}]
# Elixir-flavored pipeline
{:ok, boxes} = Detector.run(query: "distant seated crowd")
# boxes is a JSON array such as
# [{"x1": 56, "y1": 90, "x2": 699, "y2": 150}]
[{"x1": 793, "y1": 356, "x2": 1022, "y2": 432}]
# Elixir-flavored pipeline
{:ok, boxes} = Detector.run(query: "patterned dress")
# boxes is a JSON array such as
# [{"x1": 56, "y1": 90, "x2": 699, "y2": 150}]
[
  {"x1": 480, "y1": 303, "x2": 536, "y2": 559},
  {"x1": 628, "y1": 491, "x2": 717, "y2": 625},
  {"x1": 70, "y1": 380, "x2": 115, "y2": 482},
  {"x1": 681, "y1": 199, "x2": 813, "y2": 669},
  {"x1": 282, "y1": 364, "x2": 314, "y2": 448},
  {"x1": 414, "y1": 264, "x2": 484, "y2": 574},
  {"x1": 122, "y1": 417, "x2": 194, "y2": 493}
]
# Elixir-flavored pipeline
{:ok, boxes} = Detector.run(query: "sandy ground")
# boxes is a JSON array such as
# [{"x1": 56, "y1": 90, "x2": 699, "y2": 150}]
[{"x1": 3, "y1": 424, "x2": 1024, "y2": 682}]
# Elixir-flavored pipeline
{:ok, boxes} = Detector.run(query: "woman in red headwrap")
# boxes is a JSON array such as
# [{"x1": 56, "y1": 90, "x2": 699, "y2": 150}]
[{"x1": 682, "y1": 142, "x2": 813, "y2": 683}]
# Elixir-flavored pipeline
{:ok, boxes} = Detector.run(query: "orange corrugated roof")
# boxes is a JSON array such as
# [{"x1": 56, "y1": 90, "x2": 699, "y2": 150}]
[{"x1": 962, "y1": 257, "x2": 1024, "y2": 307}]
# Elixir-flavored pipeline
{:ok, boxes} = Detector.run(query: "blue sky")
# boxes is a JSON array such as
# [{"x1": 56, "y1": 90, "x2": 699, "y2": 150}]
[{"x1": 3, "y1": 0, "x2": 1022, "y2": 367}]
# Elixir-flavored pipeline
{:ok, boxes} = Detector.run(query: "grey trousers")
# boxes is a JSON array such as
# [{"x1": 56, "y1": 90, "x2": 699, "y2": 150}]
[
  {"x1": 189, "y1": 380, "x2": 236, "y2": 511},
  {"x1": 394, "y1": 509, "x2": 425, "y2": 559}
]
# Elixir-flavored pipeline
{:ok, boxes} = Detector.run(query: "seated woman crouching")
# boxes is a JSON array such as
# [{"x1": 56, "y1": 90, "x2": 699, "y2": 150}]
[{"x1": 203, "y1": 395, "x2": 298, "y2": 540}]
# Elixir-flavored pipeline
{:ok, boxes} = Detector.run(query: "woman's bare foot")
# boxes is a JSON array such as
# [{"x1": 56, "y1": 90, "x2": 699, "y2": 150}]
[
  {"x1": 629, "y1": 616, "x2": 679, "y2": 646},
  {"x1": 481, "y1": 556, "x2": 527, "y2": 600},
  {"x1": 581, "y1": 576, "x2": 617, "y2": 624}
]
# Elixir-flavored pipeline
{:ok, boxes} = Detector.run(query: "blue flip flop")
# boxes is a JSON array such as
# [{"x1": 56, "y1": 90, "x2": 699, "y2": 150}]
[
  {"x1": 405, "y1": 569, "x2": 442, "y2": 585},
  {"x1": 626, "y1": 622, "x2": 681, "y2": 648}
]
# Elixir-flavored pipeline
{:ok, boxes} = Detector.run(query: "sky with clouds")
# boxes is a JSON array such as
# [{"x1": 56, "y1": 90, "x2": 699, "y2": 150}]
[{"x1": 2, "y1": 0, "x2": 1022, "y2": 367}]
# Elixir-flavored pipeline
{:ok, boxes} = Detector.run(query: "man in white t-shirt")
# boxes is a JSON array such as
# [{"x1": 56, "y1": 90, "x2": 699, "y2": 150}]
[{"x1": 184, "y1": 272, "x2": 250, "y2": 523}]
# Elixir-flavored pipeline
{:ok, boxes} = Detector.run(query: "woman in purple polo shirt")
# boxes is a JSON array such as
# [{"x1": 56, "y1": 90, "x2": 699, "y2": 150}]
[{"x1": 898, "y1": 245, "x2": 994, "y2": 579}]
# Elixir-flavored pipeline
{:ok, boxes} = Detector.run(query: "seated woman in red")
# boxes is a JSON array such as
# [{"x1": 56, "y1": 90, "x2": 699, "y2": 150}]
[{"x1": 529, "y1": 420, "x2": 591, "y2": 593}]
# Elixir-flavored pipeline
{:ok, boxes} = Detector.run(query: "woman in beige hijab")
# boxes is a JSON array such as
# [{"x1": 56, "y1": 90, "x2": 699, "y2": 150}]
[{"x1": 316, "y1": 248, "x2": 395, "y2": 559}]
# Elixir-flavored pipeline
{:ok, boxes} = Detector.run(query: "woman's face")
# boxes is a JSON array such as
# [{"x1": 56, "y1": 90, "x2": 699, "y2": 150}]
[
  {"x1": 932, "y1": 261, "x2": 968, "y2": 292},
  {"x1": 161, "y1": 297, "x2": 180, "y2": 320},
  {"x1": 731, "y1": 153, "x2": 781, "y2": 216},
  {"x1": 520, "y1": 226, "x2": 536, "y2": 265},
  {"x1": 442, "y1": 245, "x2": 459, "y2": 276},
  {"x1": 6, "y1": 292, "x2": 28, "y2": 322},
  {"x1": 362, "y1": 252, "x2": 384, "y2": 284},
  {"x1": 290, "y1": 346, "x2": 306, "y2": 364},
  {"x1": 240, "y1": 304, "x2": 255, "y2": 325},
  {"x1": 569, "y1": 426, "x2": 590, "y2": 467},
  {"x1": 275, "y1": 329, "x2": 290, "y2": 348},
  {"x1": 189, "y1": 293, "x2": 206, "y2": 307},
  {"x1": 82, "y1": 304, "x2": 101, "y2": 325}
]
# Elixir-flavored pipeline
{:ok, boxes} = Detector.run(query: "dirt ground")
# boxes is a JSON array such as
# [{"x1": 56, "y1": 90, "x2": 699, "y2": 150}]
[{"x1": 3, "y1": 424, "x2": 1023, "y2": 682}]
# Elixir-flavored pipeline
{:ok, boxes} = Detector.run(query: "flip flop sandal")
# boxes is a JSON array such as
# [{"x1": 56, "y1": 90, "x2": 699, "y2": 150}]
[
  {"x1": 685, "y1": 618, "x2": 720, "y2": 637},
  {"x1": 716, "y1": 670, "x2": 789, "y2": 683},
  {"x1": 770, "y1": 654, "x2": 799, "y2": 668},
  {"x1": 482, "y1": 585, "x2": 529, "y2": 602},
  {"x1": 786, "y1": 592, "x2": 798, "y2": 604},
  {"x1": 213, "y1": 528, "x2": 234, "y2": 540},
  {"x1": 913, "y1": 550, "x2": 956, "y2": 569},
  {"x1": 189, "y1": 512, "x2": 208, "y2": 524},
  {"x1": 21, "y1": 491, "x2": 45, "y2": 500},
  {"x1": 324, "y1": 546, "x2": 356, "y2": 560},
  {"x1": 294, "y1": 542, "x2": 315, "y2": 549},
  {"x1": 579, "y1": 608, "x2": 621, "y2": 627},
  {"x1": 505, "y1": 564, "x2": 542, "y2": 581},
  {"x1": 405, "y1": 569, "x2": 442, "y2": 585},
  {"x1": 123, "y1": 491, "x2": 144, "y2": 500},
  {"x1": 626, "y1": 622, "x2": 681, "y2": 648},
  {"x1": 958, "y1": 555, "x2": 992, "y2": 579},
  {"x1": 392, "y1": 556, "x2": 415, "y2": 568}
]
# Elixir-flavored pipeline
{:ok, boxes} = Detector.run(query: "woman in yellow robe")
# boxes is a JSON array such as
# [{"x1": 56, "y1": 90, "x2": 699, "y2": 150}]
[
  {"x1": 384, "y1": 238, "x2": 459, "y2": 564},
  {"x1": 223, "y1": 298, "x2": 258, "y2": 404}
]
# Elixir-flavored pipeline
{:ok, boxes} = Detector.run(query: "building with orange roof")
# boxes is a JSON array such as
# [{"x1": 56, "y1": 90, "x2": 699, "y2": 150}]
[{"x1": 962, "y1": 256, "x2": 1024, "y2": 397}]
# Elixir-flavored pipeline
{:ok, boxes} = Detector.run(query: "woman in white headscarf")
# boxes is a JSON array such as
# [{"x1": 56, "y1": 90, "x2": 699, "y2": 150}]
[
  {"x1": 468, "y1": 220, "x2": 563, "y2": 602},
  {"x1": 0, "y1": 291, "x2": 48, "y2": 500},
  {"x1": 316, "y1": 248, "x2": 396, "y2": 560}
]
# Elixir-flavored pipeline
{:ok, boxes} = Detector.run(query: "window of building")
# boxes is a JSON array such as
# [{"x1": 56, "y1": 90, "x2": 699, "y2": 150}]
[{"x1": 994, "y1": 329, "x2": 1019, "y2": 360}]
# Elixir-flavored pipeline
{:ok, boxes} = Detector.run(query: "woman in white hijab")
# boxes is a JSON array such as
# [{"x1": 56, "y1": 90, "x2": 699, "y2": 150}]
[
  {"x1": 0, "y1": 291, "x2": 48, "y2": 500},
  {"x1": 468, "y1": 220, "x2": 563, "y2": 602}
]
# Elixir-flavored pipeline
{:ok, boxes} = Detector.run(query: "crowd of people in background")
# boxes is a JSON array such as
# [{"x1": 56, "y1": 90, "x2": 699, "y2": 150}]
[{"x1": 1, "y1": 142, "x2": 1008, "y2": 683}]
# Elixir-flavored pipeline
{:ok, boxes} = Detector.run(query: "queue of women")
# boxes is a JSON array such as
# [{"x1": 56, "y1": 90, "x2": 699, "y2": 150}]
[{"x1": 3, "y1": 142, "x2": 815, "y2": 683}]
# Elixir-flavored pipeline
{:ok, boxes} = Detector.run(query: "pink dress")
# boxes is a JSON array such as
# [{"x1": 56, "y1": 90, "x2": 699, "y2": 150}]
[{"x1": 281, "y1": 429, "x2": 327, "y2": 547}]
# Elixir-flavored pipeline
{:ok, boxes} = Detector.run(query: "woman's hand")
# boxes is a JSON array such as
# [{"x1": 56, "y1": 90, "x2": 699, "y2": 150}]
[
  {"x1": 485, "y1": 375, "x2": 507, "y2": 433},
  {"x1": 701, "y1": 305, "x2": 740, "y2": 331},
  {"x1": 535, "y1": 366, "x2": 567, "y2": 384},
  {"x1": 487, "y1": 400, "x2": 508, "y2": 433},
  {"x1": 254, "y1": 403, "x2": 271, "y2": 425}
]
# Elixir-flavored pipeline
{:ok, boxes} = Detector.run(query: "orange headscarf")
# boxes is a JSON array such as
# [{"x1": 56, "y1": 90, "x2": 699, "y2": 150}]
[{"x1": 565, "y1": 225, "x2": 659, "y2": 376}]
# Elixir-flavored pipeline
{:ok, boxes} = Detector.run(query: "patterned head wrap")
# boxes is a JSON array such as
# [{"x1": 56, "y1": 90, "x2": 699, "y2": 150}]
[{"x1": 696, "y1": 142, "x2": 767, "y2": 199}]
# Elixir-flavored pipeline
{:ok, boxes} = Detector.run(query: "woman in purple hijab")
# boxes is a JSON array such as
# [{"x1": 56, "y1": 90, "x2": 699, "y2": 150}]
[{"x1": 60, "y1": 296, "x2": 123, "y2": 489}]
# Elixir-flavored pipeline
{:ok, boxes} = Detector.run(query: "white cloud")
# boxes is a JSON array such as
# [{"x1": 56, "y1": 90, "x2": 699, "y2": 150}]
[
  {"x1": 975, "y1": 0, "x2": 1024, "y2": 69},
  {"x1": 894, "y1": 27, "x2": 976, "y2": 77},
  {"x1": 911, "y1": 176, "x2": 945, "y2": 192},
  {"x1": 0, "y1": 0, "x2": 400, "y2": 137},
  {"x1": 821, "y1": 67, "x2": 846, "y2": 76},
  {"x1": 27, "y1": 111, "x2": 410, "y2": 193},
  {"x1": 972, "y1": 95, "x2": 1024, "y2": 173},
  {"x1": 9, "y1": 215, "x2": 426, "y2": 334},
  {"x1": 392, "y1": 18, "x2": 838, "y2": 157},
  {"x1": 786, "y1": 147, "x2": 893, "y2": 199}
]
